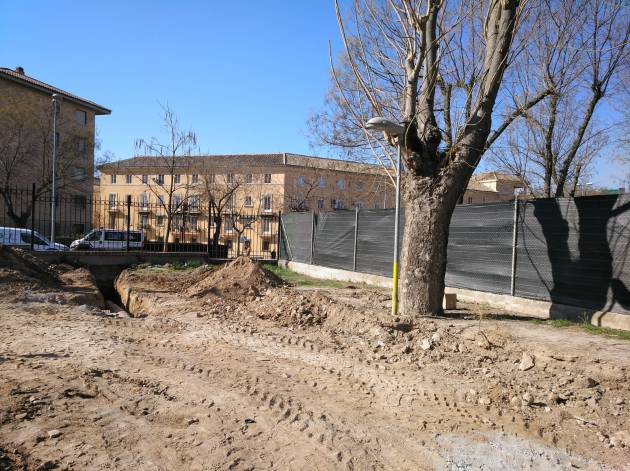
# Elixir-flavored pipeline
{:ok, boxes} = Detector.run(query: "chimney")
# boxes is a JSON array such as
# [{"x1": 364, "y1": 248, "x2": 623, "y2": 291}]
[{"x1": 15, "y1": 66, "x2": 25, "y2": 75}]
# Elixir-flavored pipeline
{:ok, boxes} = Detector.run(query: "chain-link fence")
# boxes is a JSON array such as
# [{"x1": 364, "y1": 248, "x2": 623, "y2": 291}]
[{"x1": 281, "y1": 194, "x2": 630, "y2": 315}]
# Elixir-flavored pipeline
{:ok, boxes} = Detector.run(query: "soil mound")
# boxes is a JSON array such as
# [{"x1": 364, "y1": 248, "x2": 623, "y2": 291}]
[
  {"x1": 186, "y1": 257, "x2": 284, "y2": 301},
  {"x1": 0, "y1": 245, "x2": 60, "y2": 289}
]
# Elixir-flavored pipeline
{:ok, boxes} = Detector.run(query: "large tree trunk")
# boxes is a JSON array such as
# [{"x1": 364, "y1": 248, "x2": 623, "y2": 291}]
[{"x1": 399, "y1": 177, "x2": 459, "y2": 316}]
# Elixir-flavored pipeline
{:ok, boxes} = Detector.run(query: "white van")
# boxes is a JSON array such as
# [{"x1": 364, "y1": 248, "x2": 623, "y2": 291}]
[
  {"x1": 0, "y1": 227, "x2": 68, "y2": 251},
  {"x1": 70, "y1": 229, "x2": 144, "y2": 251}
]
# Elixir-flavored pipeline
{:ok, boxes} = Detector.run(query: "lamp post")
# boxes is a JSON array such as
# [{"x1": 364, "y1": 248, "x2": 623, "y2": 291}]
[
  {"x1": 50, "y1": 94, "x2": 59, "y2": 245},
  {"x1": 365, "y1": 117, "x2": 405, "y2": 316}
]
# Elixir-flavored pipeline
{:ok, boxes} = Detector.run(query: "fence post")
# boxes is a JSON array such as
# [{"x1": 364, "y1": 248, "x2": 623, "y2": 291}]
[
  {"x1": 310, "y1": 211, "x2": 316, "y2": 264},
  {"x1": 126, "y1": 195, "x2": 131, "y2": 252},
  {"x1": 207, "y1": 205, "x2": 212, "y2": 256},
  {"x1": 30, "y1": 183, "x2": 36, "y2": 251},
  {"x1": 353, "y1": 207, "x2": 359, "y2": 271},
  {"x1": 510, "y1": 194, "x2": 519, "y2": 296}
]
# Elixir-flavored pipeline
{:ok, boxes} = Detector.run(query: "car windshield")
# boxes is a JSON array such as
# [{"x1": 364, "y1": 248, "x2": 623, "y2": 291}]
[
  {"x1": 20, "y1": 232, "x2": 50, "y2": 246},
  {"x1": 85, "y1": 230, "x2": 102, "y2": 241}
]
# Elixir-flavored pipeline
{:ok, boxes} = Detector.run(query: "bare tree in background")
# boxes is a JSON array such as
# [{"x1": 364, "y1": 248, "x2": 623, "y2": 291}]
[
  {"x1": 311, "y1": 0, "x2": 553, "y2": 316},
  {"x1": 489, "y1": 0, "x2": 629, "y2": 197},
  {"x1": 134, "y1": 105, "x2": 197, "y2": 251},
  {"x1": 0, "y1": 96, "x2": 95, "y2": 226}
]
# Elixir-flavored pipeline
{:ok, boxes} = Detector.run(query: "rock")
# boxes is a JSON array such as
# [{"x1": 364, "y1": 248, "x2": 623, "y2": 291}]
[
  {"x1": 401, "y1": 345, "x2": 412, "y2": 354},
  {"x1": 15, "y1": 413, "x2": 28, "y2": 420},
  {"x1": 420, "y1": 339, "x2": 432, "y2": 351},
  {"x1": 510, "y1": 396, "x2": 520, "y2": 405},
  {"x1": 610, "y1": 431, "x2": 630, "y2": 448},
  {"x1": 478, "y1": 396, "x2": 492, "y2": 405},
  {"x1": 431, "y1": 332, "x2": 441, "y2": 343},
  {"x1": 518, "y1": 352, "x2": 535, "y2": 371},
  {"x1": 547, "y1": 392, "x2": 560, "y2": 405},
  {"x1": 580, "y1": 377, "x2": 599, "y2": 388},
  {"x1": 615, "y1": 397, "x2": 625, "y2": 405},
  {"x1": 522, "y1": 392, "x2": 533, "y2": 406},
  {"x1": 187, "y1": 418, "x2": 199, "y2": 425},
  {"x1": 47, "y1": 429, "x2": 62, "y2": 439}
]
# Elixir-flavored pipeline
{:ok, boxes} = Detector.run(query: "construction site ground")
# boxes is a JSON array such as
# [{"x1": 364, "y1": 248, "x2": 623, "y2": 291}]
[{"x1": 0, "y1": 250, "x2": 629, "y2": 470}]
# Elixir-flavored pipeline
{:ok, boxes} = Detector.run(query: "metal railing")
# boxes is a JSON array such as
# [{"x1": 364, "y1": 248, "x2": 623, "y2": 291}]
[{"x1": 0, "y1": 186, "x2": 280, "y2": 258}]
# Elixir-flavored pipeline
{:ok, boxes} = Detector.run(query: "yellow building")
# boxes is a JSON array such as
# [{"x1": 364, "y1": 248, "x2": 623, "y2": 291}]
[
  {"x1": 460, "y1": 172, "x2": 524, "y2": 204},
  {"x1": 97, "y1": 153, "x2": 395, "y2": 256},
  {"x1": 0, "y1": 66, "x2": 110, "y2": 236}
]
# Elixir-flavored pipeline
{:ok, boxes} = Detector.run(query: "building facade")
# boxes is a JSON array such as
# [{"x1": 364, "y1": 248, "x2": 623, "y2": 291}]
[
  {"x1": 0, "y1": 66, "x2": 110, "y2": 237},
  {"x1": 97, "y1": 153, "x2": 395, "y2": 256},
  {"x1": 460, "y1": 172, "x2": 524, "y2": 204}
]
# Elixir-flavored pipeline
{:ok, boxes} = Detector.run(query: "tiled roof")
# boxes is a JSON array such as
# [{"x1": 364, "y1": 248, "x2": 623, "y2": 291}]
[
  {"x1": 0, "y1": 67, "x2": 111, "y2": 115},
  {"x1": 100, "y1": 153, "x2": 388, "y2": 176}
]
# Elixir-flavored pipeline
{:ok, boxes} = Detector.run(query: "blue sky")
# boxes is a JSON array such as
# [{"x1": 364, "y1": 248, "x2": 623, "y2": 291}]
[{"x1": 1, "y1": 0, "x2": 626, "y2": 188}]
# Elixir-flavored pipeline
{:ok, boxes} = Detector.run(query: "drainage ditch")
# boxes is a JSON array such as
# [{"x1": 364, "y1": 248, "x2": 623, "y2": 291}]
[{"x1": 89, "y1": 265, "x2": 128, "y2": 313}]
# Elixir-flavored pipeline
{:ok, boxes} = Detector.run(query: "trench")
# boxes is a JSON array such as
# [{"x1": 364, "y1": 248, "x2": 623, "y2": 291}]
[{"x1": 88, "y1": 265, "x2": 128, "y2": 314}]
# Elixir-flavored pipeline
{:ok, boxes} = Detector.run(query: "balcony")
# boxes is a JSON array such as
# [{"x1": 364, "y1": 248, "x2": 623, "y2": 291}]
[{"x1": 138, "y1": 205, "x2": 151, "y2": 213}]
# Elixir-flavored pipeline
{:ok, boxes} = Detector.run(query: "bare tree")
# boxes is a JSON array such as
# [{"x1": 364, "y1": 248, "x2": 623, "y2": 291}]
[
  {"x1": 489, "y1": 0, "x2": 629, "y2": 197},
  {"x1": 0, "y1": 95, "x2": 95, "y2": 226},
  {"x1": 311, "y1": 0, "x2": 558, "y2": 316},
  {"x1": 134, "y1": 105, "x2": 198, "y2": 251}
]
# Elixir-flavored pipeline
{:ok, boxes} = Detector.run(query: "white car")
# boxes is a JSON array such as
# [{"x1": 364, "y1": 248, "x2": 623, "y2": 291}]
[
  {"x1": 70, "y1": 229, "x2": 144, "y2": 251},
  {"x1": 0, "y1": 227, "x2": 68, "y2": 251}
]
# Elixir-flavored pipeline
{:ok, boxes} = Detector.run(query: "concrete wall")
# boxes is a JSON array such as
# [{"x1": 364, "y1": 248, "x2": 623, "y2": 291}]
[{"x1": 281, "y1": 260, "x2": 630, "y2": 331}]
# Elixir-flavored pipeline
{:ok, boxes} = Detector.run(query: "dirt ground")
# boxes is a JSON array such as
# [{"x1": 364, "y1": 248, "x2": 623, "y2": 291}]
[{"x1": 1, "y1": 253, "x2": 629, "y2": 470}]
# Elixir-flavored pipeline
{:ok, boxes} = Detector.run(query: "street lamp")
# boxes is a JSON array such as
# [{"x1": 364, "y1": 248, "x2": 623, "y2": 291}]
[
  {"x1": 365, "y1": 117, "x2": 405, "y2": 316},
  {"x1": 50, "y1": 94, "x2": 59, "y2": 245}
]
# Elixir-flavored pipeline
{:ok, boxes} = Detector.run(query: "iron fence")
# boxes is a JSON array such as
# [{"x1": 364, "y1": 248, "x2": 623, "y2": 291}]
[
  {"x1": 0, "y1": 187, "x2": 280, "y2": 259},
  {"x1": 280, "y1": 195, "x2": 630, "y2": 315}
]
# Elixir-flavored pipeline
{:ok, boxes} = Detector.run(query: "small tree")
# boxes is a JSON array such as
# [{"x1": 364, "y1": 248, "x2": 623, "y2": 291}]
[{"x1": 134, "y1": 105, "x2": 197, "y2": 251}]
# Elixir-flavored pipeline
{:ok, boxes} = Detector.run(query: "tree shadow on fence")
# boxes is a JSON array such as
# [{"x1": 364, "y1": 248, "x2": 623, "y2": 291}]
[{"x1": 531, "y1": 195, "x2": 630, "y2": 323}]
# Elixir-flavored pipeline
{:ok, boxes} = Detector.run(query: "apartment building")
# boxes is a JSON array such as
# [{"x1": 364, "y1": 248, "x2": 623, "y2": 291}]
[
  {"x1": 97, "y1": 153, "x2": 395, "y2": 256},
  {"x1": 0, "y1": 66, "x2": 110, "y2": 235}
]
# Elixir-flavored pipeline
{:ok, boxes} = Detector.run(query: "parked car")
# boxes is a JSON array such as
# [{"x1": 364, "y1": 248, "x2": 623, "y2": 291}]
[
  {"x1": 70, "y1": 229, "x2": 144, "y2": 251},
  {"x1": 0, "y1": 227, "x2": 68, "y2": 251}
]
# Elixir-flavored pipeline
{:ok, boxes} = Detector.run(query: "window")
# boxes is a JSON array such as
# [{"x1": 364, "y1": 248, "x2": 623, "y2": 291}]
[
  {"x1": 245, "y1": 174, "x2": 253, "y2": 184},
  {"x1": 226, "y1": 194, "x2": 235, "y2": 211},
  {"x1": 172, "y1": 194, "x2": 182, "y2": 210},
  {"x1": 75, "y1": 109, "x2": 87, "y2": 124},
  {"x1": 337, "y1": 178, "x2": 345, "y2": 190},
  {"x1": 227, "y1": 173, "x2": 234, "y2": 184},
  {"x1": 244, "y1": 195, "x2": 253, "y2": 207},
  {"x1": 157, "y1": 195, "x2": 164, "y2": 206},
  {"x1": 139, "y1": 214, "x2": 149, "y2": 229},
  {"x1": 21, "y1": 232, "x2": 48, "y2": 245},
  {"x1": 297, "y1": 175, "x2": 306, "y2": 187},
  {"x1": 373, "y1": 202, "x2": 380, "y2": 209},
  {"x1": 174, "y1": 174, "x2": 181, "y2": 184},
  {"x1": 108, "y1": 214, "x2": 116, "y2": 229},
  {"x1": 262, "y1": 195, "x2": 272, "y2": 212},
  {"x1": 190, "y1": 216, "x2": 198, "y2": 231},
  {"x1": 240, "y1": 215, "x2": 255, "y2": 229},
  {"x1": 189, "y1": 195, "x2": 200, "y2": 210},
  {"x1": 125, "y1": 174, "x2": 132, "y2": 184},
  {"x1": 77, "y1": 138, "x2": 87, "y2": 153},
  {"x1": 86, "y1": 230, "x2": 102, "y2": 242},
  {"x1": 156, "y1": 174, "x2": 164, "y2": 184},
  {"x1": 192, "y1": 174, "x2": 199, "y2": 183},
  {"x1": 261, "y1": 217, "x2": 272, "y2": 234},
  {"x1": 141, "y1": 174, "x2": 148, "y2": 184},
  {"x1": 224, "y1": 219, "x2": 234, "y2": 233},
  {"x1": 105, "y1": 231, "x2": 125, "y2": 241},
  {"x1": 226, "y1": 239, "x2": 233, "y2": 250},
  {"x1": 264, "y1": 173, "x2": 272, "y2": 184},
  {"x1": 108, "y1": 193, "x2": 117, "y2": 209},
  {"x1": 262, "y1": 240, "x2": 270, "y2": 252},
  {"x1": 140, "y1": 193, "x2": 149, "y2": 208},
  {"x1": 318, "y1": 176, "x2": 326, "y2": 188},
  {"x1": 110, "y1": 174, "x2": 117, "y2": 184},
  {"x1": 156, "y1": 215, "x2": 164, "y2": 226},
  {"x1": 207, "y1": 174, "x2": 215, "y2": 184},
  {"x1": 331, "y1": 199, "x2": 344, "y2": 210},
  {"x1": 467, "y1": 196, "x2": 473, "y2": 204},
  {"x1": 317, "y1": 198, "x2": 324, "y2": 209},
  {"x1": 357, "y1": 181, "x2": 364, "y2": 191}
]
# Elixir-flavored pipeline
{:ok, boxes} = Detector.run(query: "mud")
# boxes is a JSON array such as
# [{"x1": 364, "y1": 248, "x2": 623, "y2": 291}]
[{"x1": 0, "y1": 259, "x2": 628, "y2": 470}]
